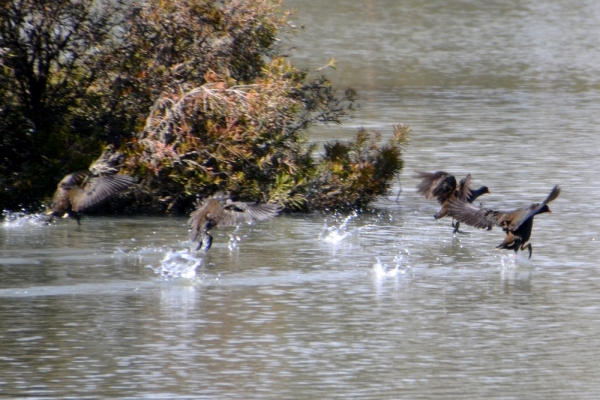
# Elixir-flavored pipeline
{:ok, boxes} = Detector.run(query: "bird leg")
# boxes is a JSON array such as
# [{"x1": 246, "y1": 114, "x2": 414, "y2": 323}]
[
  {"x1": 195, "y1": 231, "x2": 214, "y2": 252},
  {"x1": 202, "y1": 233, "x2": 213, "y2": 252},
  {"x1": 521, "y1": 243, "x2": 532, "y2": 259},
  {"x1": 451, "y1": 219, "x2": 467, "y2": 235}
]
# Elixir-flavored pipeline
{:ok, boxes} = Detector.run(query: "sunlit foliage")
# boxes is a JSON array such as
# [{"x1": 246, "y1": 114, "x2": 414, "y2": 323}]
[
  {"x1": 0, "y1": 0, "x2": 407, "y2": 213},
  {"x1": 308, "y1": 124, "x2": 410, "y2": 211}
]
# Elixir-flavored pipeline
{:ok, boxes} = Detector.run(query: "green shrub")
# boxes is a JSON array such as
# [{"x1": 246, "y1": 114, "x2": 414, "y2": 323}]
[{"x1": 307, "y1": 124, "x2": 410, "y2": 211}]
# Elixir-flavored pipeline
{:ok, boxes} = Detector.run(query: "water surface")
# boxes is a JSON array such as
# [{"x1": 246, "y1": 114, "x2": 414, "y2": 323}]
[{"x1": 2, "y1": 0, "x2": 600, "y2": 397}]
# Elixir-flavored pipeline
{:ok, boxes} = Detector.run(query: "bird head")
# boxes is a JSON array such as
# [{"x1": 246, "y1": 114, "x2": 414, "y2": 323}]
[{"x1": 538, "y1": 204, "x2": 552, "y2": 214}]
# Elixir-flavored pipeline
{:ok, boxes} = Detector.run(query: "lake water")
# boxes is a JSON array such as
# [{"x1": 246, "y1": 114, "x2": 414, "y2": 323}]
[{"x1": 2, "y1": 0, "x2": 600, "y2": 397}]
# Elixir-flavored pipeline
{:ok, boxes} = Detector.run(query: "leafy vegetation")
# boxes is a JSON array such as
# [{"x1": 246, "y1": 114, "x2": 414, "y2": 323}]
[
  {"x1": 0, "y1": 0, "x2": 408, "y2": 214},
  {"x1": 0, "y1": 0, "x2": 129, "y2": 209},
  {"x1": 307, "y1": 124, "x2": 410, "y2": 211}
]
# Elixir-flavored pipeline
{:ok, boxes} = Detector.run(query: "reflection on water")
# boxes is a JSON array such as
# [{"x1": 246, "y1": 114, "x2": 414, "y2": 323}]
[{"x1": 2, "y1": 0, "x2": 600, "y2": 397}]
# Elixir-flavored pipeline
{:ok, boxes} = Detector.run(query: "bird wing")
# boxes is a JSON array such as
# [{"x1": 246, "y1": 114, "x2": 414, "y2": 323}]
[
  {"x1": 450, "y1": 185, "x2": 561, "y2": 232},
  {"x1": 217, "y1": 201, "x2": 282, "y2": 227},
  {"x1": 504, "y1": 185, "x2": 561, "y2": 231},
  {"x1": 448, "y1": 199, "x2": 510, "y2": 230},
  {"x1": 70, "y1": 175, "x2": 135, "y2": 211},
  {"x1": 431, "y1": 174, "x2": 458, "y2": 204},
  {"x1": 58, "y1": 170, "x2": 90, "y2": 189},
  {"x1": 415, "y1": 171, "x2": 452, "y2": 201},
  {"x1": 244, "y1": 203, "x2": 283, "y2": 221},
  {"x1": 457, "y1": 174, "x2": 473, "y2": 201}
]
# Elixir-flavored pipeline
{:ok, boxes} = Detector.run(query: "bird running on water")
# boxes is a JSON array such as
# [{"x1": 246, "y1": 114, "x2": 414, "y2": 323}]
[
  {"x1": 48, "y1": 170, "x2": 135, "y2": 225},
  {"x1": 448, "y1": 185, "x2": 561, "y2": 258},
  {"x1": 415, "y1": 171, "x2": 491, "y2": 233},
  {"x1": 189, "y1": 193, "x2": 283, "y2": 252}
]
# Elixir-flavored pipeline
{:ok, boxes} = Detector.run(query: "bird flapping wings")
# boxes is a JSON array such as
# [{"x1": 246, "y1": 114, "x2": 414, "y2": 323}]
[
  {"x1": 69, "y1": 174, "x2": 135, "y2": 212},
  {"x1": 448, "y1": 185, "x2": 561, "y2": 231}
]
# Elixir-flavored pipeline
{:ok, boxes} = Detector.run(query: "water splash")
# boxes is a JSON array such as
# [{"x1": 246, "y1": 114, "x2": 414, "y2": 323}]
[
  {"x1": 372, "y1": 255, "x2": 406, "y2": 278},
  {"x1": 147, "y1": 249, "x2": 202, "y2": 281},
  {"x1": 500, "y1": 252, "x2": 533, "y2": 269},
  {"x1": 2, "y1": 210, "x2": 48, "y2": 227},
  {"x1": 227, "y1": 226, "x2": 243, "y2": 251},
  {"x1": 319, "y1": 211, "x2": 361, "y2": 244},
  {"x1": 500, "y1": 254, "x2": 517, "y2": 268}
]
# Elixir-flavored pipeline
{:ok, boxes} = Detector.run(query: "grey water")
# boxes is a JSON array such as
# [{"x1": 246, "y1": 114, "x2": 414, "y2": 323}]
[{"x1": 2, "y1": 0, "x2": 600, "y2": 397}]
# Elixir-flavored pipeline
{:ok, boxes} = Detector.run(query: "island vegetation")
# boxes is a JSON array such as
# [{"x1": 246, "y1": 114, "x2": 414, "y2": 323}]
[{"x1": 0, "y1": 0, "x2": 409, "y2": 215}]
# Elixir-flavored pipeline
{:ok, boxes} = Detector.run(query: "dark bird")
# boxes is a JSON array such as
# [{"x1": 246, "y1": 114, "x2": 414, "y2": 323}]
[
  {"x1": 48, "y1": 170, "x2": 135, "y2": 225},
  {"x1": 448, "y1": 185, "x2": 561, "y2": 258},
  {"x1": 189, "y1": 193, "x2": 283, "y2": 252},
  {"x1": 416, "y1": 171, "x2": 491, "y2": 233}
]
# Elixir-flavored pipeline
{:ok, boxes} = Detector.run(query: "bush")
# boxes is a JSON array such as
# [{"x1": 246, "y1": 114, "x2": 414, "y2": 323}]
[
  {"x1": 0, "y1": 0, "x2": 408, "y2": 214},
  {"x1": 121, "y1": 59, "x2": 357, "y2": 213},
  {"x1": 307, "y1": 124, "x2": 410, "y2": 211},
  {"x1": 0, "y1": 0, "x2": 128, "y2": 209}
]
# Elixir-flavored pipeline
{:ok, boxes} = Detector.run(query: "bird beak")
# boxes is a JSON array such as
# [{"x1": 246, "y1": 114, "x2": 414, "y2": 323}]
[{"x1": 548, "y1": 208, "x2": 552, "y2": 213}]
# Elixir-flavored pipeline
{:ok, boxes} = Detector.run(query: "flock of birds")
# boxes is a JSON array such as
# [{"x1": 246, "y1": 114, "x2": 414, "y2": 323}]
[
  {"x1": 415, "y1": 171, "x2": 560, "y2": 258},
  {"x1": 46, "y1": 170, "x2": 282, "y2": 252},
  {"x1": 46, "y1": 169, "x2": 560, "y2": 258}
]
